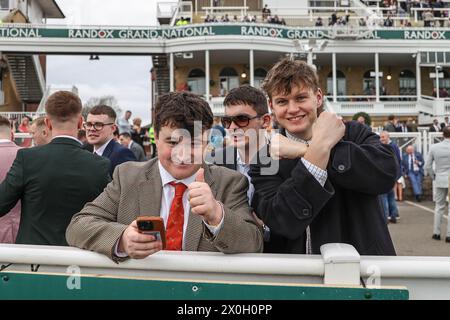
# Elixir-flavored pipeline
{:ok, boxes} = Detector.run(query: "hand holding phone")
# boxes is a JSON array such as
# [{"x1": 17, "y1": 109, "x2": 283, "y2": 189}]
[
  {"x1": 117, "y1": 218, "x2": 165, "y2": 259},
  {"x1": 136, "y1": 216, "x2": 166, "y2": 249}
]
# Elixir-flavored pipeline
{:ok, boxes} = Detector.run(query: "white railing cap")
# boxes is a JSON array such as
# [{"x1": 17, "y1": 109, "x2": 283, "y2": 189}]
[{"x1": 320, "y1": 243, "x2": 361, "y2": 264}]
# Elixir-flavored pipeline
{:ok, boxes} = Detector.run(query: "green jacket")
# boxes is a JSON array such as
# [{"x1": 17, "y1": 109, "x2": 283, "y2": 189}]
[{"x1": 0, "y1": 137, "x2": 111, "y2": 246}]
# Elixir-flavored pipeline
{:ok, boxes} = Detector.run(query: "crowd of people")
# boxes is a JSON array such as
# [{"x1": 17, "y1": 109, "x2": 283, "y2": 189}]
[{"x1": 1, "y1": 58, "x2": 449, "y2": 262}]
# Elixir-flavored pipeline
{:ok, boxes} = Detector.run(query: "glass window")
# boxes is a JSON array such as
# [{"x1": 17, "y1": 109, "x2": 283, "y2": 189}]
[
  {"x1": 420, "y1": 52, "x2": 428, "y2": 63},
  {"x1": 0, "y1": 0, "x2": 9, "y2": 9},
  {"x1": 445, "y1": 52, "x2": 450, "y2": 64},
  {"x1": 429, "y1": 52, "x2": 436, "y2": 63},
  {"x1": 187, "y1": 68, "x2": 206, "y2": 96},
  {"x1": 326, "y1": 70, "x2": 346, "y2": 96},
  {"x1": 219, "y1": 67, "x2": 239, "y2": 96},
  {"x1": 254, "y1": 68, "x2": 267, "y2": 89},
  {"x1": 362, "y1": 70, "x2": 383, "y2": 95},
  {"x1": 438, "y1": 70, "x2": 450, "y2": 89},
  {"x1": 399, "y1": 70, "x2": 416, "y2": 96},
  {"x1": 437, "y1": 52, "x2": 444, "y2": 63}
]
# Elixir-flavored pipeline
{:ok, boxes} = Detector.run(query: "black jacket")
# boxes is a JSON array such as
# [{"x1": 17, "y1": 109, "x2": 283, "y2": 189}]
[
  {"x1": 250, "y1": 121, "x2": 398, "y2": 255},
  {"x1": 0, "y1": 138, "x2": 111, "y2": 246}
]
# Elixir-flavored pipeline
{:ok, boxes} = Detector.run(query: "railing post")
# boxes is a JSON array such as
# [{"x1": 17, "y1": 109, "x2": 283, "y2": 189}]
[{"x1": 321, "y1": 243, "x2": 361, "y2": 286}]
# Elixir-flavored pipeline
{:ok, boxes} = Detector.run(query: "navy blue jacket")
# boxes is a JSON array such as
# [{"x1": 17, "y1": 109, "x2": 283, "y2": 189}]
[
  {"x1": 401, "y1": 151, "x2": 424, "y2": 176},
  {"x1": 103, "y1": 139, "x2": 137, "y2": 175}
]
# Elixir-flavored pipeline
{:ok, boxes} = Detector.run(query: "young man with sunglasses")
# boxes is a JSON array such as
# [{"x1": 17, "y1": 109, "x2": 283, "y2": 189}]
[
  {"x1": 250, "y1": 58, "x2": 398, "y2": 256},
  {"x1": 85, "y1": 105, "x2": 137, "y2": 175}
]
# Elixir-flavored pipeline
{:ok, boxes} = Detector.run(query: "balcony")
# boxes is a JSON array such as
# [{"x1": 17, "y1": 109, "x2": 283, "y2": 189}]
[{"x1": 208, "y1": 95, "x2": 450, "y2": 118}]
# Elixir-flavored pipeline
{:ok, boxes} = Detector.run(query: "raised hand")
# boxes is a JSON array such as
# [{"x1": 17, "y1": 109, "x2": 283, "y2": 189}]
[{"x1": 188, "y1": 168, "x2": 223, "y2": 226}]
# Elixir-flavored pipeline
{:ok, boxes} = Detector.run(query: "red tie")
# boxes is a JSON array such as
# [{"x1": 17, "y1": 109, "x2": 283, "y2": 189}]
[{"x1": 166, "y1": 182, "x2": 187, "y2": 251}]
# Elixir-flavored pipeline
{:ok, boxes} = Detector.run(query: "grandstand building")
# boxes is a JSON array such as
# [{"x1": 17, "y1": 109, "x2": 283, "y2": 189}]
[
  {"x1": 0, "y1": 0, "x2": 64, "y2": 113},
  {"x1": 153, "y1": 0, "x2": 450, "y2": 126}
]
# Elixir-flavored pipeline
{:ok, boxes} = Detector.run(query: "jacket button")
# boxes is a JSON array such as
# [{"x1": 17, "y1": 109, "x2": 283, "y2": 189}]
[
  {"x1": 338, "y1": 164, "x2": 346, "y2": 171},
  {"x1": 302, "y1": 209, "x2": 310, "y2": 217}
]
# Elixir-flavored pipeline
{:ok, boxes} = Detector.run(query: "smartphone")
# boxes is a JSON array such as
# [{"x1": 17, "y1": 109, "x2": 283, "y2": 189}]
[{"x1": 136, "y1": 216, "x2": 166, "y2": 249}]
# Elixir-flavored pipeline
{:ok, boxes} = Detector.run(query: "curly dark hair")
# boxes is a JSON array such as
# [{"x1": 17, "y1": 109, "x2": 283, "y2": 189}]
[{"x1": 154, "y1": 92, "x2": 213, "y2": 137}]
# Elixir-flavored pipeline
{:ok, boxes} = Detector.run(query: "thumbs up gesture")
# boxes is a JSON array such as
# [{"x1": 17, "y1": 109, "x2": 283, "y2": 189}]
[{"x1": 188, "y1": 167, "x2": 223, "y2": 226}]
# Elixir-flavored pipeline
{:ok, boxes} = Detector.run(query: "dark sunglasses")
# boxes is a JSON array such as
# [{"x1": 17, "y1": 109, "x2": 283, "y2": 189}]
[{"x1": 221, "y1": 114, "x2": 261, "y2": 129}]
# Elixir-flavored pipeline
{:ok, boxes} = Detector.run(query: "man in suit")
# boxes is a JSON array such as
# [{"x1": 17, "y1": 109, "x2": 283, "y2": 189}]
[
  {"x1": 441, "y1": 116, "x2": 449, "y2": 131},
  {"x1": 0, "y1": 91, "x2": 111, "y2": 246},
  {"x1": 430, "y1": 119, "x2": 442, "y2": 132},
  {"x1": 402, "y1": 145, "x2": 424, "y2": 202},
  {"x1": 0, "y1": 116, "x2": 21, "y2": 243},
  {"x1": 250, "y1": 58, "x2": 398, "y2": 256},
  {"x1": 118, "y1": 132, "x2": 147, "y2": 162},
  {"x1": 29, "y1": 116, "x2": 51, "y2": 146},
  {"x1": 383, "y1": 114, "x2": 398, "y2": 132},
  {"x1": 66, "y1": 92, "x2": 263, "y2": 262},
  {"x1": 426, "y1": 125, "x2": 450, "y2": 242},
  {"x1": 85, "y1": 105, "x2": 137, "y2": 175}
]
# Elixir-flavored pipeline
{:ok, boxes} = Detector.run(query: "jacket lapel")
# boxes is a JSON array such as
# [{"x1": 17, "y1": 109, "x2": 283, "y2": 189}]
[
  {"x1": 103, "y1": 140, "x2": 115, "y2": 158},
  {"x1": 138, "y1": 159, "x2": 162, "y2": 217},
  {"x1": 184, "y1": 164, "x2": 216, "y2": 251}
]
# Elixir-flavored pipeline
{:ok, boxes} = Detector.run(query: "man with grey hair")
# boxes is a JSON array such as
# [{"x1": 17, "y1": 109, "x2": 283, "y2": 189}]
[
  {"x1": 426, "y1": 125, "x2": 450, "y2": 242},
  {"x1": 29, "y1": 116, "x2": 51, "y2": 146}
]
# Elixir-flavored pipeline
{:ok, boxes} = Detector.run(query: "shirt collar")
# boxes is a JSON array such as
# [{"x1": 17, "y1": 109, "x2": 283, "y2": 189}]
[
  {"x1": 128, "y1": 140, "x2": 133, "y2": 149},
  {"x1": 52, "y1": 135, "x2": 82, "y2": 145},
  {"x1": 94, "y1": 138, "x2": 113, "y2": 156},
  {"x1": 158, "y1": 160, "x2": 197, "y2": 187},
  {"x1": 285, "y1": 130, "x2": 311, "y2": 145}
]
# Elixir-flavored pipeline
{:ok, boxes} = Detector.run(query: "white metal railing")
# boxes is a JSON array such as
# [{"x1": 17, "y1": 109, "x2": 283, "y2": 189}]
[
  {"x1": 0, "y1": 112, "x2": 45, "y2": 123},
  {"x1": 1, "y1": 244, "x2": 450, "y2": 299}
]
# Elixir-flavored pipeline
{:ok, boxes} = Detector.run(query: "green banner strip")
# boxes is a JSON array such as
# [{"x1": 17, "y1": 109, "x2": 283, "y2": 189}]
[
  {"x1": 0, "y1": 272, "x2": 408, "y2": 300},
  {"x1": 0, "y1": 25, "x2": 448, "y2": 40}
]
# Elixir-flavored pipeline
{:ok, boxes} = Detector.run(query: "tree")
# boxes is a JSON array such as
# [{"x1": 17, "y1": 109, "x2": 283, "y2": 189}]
[
  {"x1": 352, "y1": 111, "x2": 372, "y2": 126},
  {"x1": 82, "y1": 95, "x2": 122, "y2": 119}
]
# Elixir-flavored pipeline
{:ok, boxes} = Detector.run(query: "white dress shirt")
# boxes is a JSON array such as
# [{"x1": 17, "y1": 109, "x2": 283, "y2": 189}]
[
  {"x1": 236, "y1": 151, "x2": 255, "y2": 204},
  {"x1": 93, "y1": 138, "x2": 112, "y2": 156}
]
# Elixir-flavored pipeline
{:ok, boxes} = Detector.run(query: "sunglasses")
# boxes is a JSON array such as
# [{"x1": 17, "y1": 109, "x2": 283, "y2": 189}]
[{"x1": 221, "y1": 114, "x2": 261, "y2": 129}]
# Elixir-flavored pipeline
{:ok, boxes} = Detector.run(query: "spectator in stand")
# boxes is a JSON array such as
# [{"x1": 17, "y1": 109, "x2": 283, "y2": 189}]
[
  {"x1": 440, "y1": 87, "x2": 448, "y2": 98},
  {"x1": 262, "y1": 4, "x2": 271, "y2": 20},
  {"x1": 402, "y1": 145, "x2": 424, "y2": 202},
  {"x1": 29, "y1": 116, "x2": 51, "y2": 146},
  {"x1": 423, "y1": 9, "x2": 435, "y2": 26},
  {"x1": 359, "y1": 17, "x2": 367, "y2": 26},
  {"x1": 232, "y1": 15, "x2": 238, "y2": 22},
  {"x1": 0, "y1": 116, "x2": 21, "y2": 243},
  {"x1": 222, "y1": 14, "x2": 230, "y2": 22},
  {"x1": 379, "y1": 131, "x2": 401, "y2": 223},
  {"x1": 119, "y1": 132, "x2": 147, "y2": 162},
  {"x1": 426, "y1": 125, "x2": 450, "y2": 242},
  {"x1": 85, "y1": 105, "x2": 137, "y2": 175},
  {"x1": 204, "y1": 14, "x2": 212, "y2": 23},
  {"x1": 0, "y1": 91, "x2": 111, "y2": 246},
  {"x1": 315, "y1": 17, "x2": 323, "y2": 26},
  {"x1": 433, "y1": 0, "x2": 444, "y2": 27},
  {"x1": 331, "y1": 11, "x2": 338, "y2": 25},
  {"x1": 384, "y1": 14, "x2": 394, "y2": 26}
]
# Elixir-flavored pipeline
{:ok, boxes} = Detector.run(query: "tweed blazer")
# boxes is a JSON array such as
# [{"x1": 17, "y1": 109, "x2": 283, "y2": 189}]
[{"x1": 66, "y1": 158, "x2": 263, "y2": 262}]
